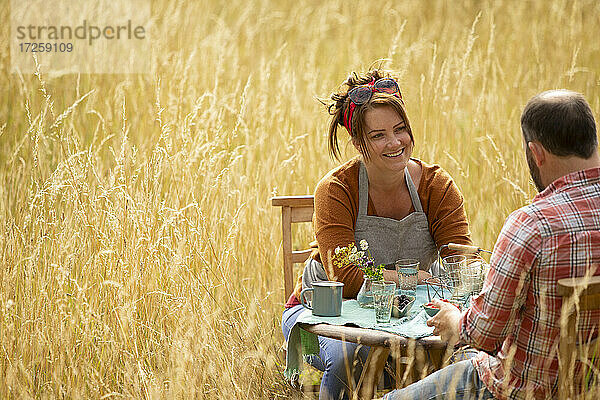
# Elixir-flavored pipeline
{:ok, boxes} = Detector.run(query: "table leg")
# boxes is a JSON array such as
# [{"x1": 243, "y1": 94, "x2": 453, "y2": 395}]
[{"x1": 354, "y1": 346, "x2": 390, "y2": 400}]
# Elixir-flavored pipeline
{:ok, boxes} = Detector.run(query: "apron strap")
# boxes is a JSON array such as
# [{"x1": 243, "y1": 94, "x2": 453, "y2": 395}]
[
  {"x1": 358, "y1": 161, "x2": 369, "y2": 216},
  {"x1": 405, "y1": 167, "x2": 424, "y2": 213}
]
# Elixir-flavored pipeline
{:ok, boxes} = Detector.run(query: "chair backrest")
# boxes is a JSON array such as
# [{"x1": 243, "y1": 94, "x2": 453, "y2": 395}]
[
  {"x1": 271, "y1": 195, "x2": 315, "y2": 302},
  {"x1": 557, "y1": 275, "x2": 600, "y2": 399}
]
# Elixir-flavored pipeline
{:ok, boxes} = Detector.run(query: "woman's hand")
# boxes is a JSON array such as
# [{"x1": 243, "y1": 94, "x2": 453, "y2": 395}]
[
  {"x1": 383, "y1": 268, "x2": 399, "y2": 284},
  {"x1": 386, "y1": 269, "x2": 432, "y2": 284},
  {"x1": 417, "y1": 270, "x2": 432, "y2": 284}
]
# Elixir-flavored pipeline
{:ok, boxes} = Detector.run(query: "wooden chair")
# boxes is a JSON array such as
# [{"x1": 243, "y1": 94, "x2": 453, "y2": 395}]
[
  {"x1": 557, "y1": 275, "x2": 600, "y2": 399},
  {"x1": 271, "y1": 195, "x2": 321, "y2": 395},
  {"x1": 271, "y1": 195, "x2": 315, "y2": 302}
]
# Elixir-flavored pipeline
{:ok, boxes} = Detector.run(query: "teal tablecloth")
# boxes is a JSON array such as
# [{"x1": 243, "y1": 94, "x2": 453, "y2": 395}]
[{"x1": 285, "y1": 285, "x2": 444, "y2": 380}]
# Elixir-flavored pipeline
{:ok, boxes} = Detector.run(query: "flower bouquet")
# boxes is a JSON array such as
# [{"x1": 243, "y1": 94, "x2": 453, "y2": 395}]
[{"x1": 332, "y1": 240, "x2": 384, "y2": 308}]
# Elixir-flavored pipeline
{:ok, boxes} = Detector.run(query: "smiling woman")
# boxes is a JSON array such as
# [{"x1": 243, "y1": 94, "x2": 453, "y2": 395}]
[
  {"x1": 281, "y1": 69, "x2": 474, "y2": 400},
  {"x1": 360, "y1": 106, "x2": 414, "y2": 186}
]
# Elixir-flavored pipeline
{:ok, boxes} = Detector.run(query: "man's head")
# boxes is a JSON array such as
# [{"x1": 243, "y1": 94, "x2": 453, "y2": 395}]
[{"x1": 521, "y1": 90, "x2": 598, "y2": 191}]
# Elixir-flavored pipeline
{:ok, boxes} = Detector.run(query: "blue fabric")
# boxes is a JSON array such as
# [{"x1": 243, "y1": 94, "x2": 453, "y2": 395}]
[
  {"x1": 383, "y1": 359, "x2": 495, "y2": 400},
  {"x1": 283, "y1": 304, "x2": 369, "y2": 400},
  {"x1": 296, "y1": 299, "x2": 435, "y2": 337}
]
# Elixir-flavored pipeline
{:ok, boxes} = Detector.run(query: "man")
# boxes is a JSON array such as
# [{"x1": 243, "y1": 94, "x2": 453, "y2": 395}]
[{"x1": 384, "y1": 90, "x2": 600, "y2": 400}]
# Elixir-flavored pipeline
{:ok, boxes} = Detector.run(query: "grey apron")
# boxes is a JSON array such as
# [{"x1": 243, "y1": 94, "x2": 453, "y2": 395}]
[
  {"x1": 302, "y1": 161, "x2": 438, "y2": 291},
  {"x1": 354, "y1": 161, "x2": 438, "y2": 270}
]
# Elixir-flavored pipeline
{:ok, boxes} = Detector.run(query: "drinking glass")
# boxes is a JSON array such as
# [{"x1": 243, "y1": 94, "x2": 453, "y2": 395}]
[
  {"x1": 396, "y1": 258, "x2": 419, "y2": 298},
  {"x1": 372, "y1": 281, "x2": 396, "y2": 325},
  {"x1": 441, "y1": 254, "x2": 467, "y2": 291},
  {"x1": 463, "y1": 258, "x2": 484, "y2": 295}
]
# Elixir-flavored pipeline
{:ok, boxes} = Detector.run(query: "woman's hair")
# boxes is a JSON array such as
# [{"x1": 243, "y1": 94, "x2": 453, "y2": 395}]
[{"x1": 327, "y1": 69, "x2": 413, "y2": 161}]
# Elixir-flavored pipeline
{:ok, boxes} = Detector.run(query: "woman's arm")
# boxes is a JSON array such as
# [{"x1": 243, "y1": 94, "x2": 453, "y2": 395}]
[
  {"x1": 418, "y1": 164, "x2": 473, "y2": 255},
  {"x1": 313, "y1": 175, "x2": 365, "y2": 298}
]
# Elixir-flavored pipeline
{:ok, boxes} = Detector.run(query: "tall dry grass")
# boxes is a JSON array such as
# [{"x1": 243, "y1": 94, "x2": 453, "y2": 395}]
[{"x1": 1, "y1": 0, "x2": 599, "y2": 398}]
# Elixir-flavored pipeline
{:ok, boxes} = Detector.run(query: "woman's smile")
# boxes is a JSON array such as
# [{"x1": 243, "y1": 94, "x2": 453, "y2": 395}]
[{"x1": 383, "y1": 148, "x2": 405, "y2": 158}]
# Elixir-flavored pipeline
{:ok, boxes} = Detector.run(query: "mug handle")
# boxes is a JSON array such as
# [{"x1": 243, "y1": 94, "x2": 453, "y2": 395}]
[{"x1": 299, "y1": 288, "x2": 313, "y2": 310}]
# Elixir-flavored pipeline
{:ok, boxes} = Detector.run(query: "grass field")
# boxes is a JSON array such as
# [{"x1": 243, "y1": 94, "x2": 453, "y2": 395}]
[{"x1": 1, "y1": 0, "x2": 600, "y2": 398}]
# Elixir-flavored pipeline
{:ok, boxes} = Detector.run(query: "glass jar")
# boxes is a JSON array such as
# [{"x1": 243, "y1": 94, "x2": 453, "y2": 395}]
[{"x1": 357, "y1": 276, "x2": 382, "y2": 308}]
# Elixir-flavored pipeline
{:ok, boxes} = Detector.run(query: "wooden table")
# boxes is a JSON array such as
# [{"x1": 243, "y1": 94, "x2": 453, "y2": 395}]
[{"x1": 297, "y1": 322, "x2": 448, "y2": 400}]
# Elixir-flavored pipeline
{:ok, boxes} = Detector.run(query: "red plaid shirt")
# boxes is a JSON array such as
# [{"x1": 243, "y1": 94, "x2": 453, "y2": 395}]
[{"x1": 459, "y1": 167, "x2": 600, "y2": 400}]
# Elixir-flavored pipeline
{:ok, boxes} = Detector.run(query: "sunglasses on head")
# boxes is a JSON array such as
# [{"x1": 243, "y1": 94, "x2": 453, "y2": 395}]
[
  {"x1": 343, "y1": 78, "x2": 403, "y2": 136},
  {"x1": 347, "y1": 78, "x2": 402, "y2": 105}
]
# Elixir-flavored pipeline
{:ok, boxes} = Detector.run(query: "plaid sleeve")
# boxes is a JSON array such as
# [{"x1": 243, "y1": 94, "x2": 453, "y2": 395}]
[{"x1": 459, "y1": 208, "x2": 541, "y2": 353}]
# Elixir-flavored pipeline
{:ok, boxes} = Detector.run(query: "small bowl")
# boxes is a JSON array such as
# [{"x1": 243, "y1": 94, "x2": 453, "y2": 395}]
[
  {"x1": 423, "y1": 303, "x2": 440, "y2": 317},
  {"x1": 392, "y1": 294, "x2": 415, "y2": 318}
]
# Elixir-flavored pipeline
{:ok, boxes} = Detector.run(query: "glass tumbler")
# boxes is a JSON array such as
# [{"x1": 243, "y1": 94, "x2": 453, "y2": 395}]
[
  {"x1": 372, "y1": 281, "x2": 396, "y2": 325},
  {"x1": 396, "y1": 258, "x2": 419, "y2": 298}
]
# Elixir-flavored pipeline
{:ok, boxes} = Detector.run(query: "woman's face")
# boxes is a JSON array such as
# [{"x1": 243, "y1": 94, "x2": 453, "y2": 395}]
[{"x1": 354, "y1": 105, "x2": 413, "y2": 174}]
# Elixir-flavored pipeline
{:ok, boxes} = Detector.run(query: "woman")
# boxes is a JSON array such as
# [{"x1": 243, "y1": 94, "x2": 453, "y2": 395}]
[{"x1": 282, "y1": 69, "x2": 472, "y2": 400}]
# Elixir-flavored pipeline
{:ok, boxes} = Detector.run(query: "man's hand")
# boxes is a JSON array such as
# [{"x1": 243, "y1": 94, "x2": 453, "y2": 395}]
[{"x1": 426, "y1": 299, "x2": 462, "y2": 347}]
